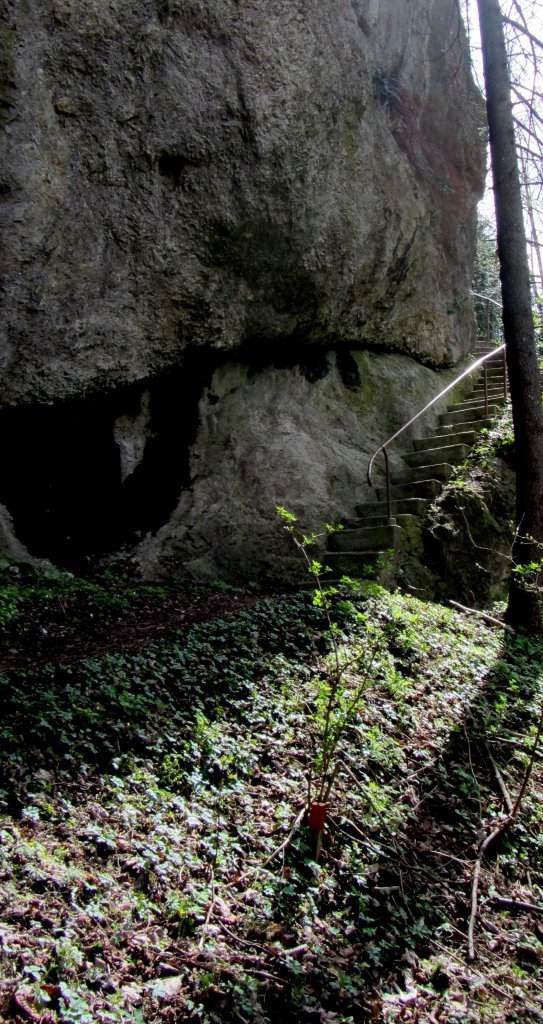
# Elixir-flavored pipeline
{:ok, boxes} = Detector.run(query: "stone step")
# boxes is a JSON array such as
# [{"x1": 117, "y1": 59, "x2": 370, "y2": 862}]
[
  {"x1": 344, "y1": 515, "x2": 395, "y2": 528},
  {"x1": 325, "y1": 336, "x2": 510, "y2": 583},
  {"x1": 412, "y1": 429, "x2": 477, "y2": 451},
  {"x1": 455, "y1": 391, "x2": 507, "y2": 405},
  {"x1": 342, "y1": 511, "x2": 423, "y2": 529},
  {"x1": 391, "y1": 463, "x2": 453, "y2": 485},
  {"x1": 472, "y1": 377, "x2": 506, "y2": 388},
  {"x1": 464, "y1": 393, "x2": 506, "y2": 406},
  {"x1": 377, "y1": 478, "x2": 443, "y2": 500},
  {"x1": 403, "y1": 443, "x2": 470, "y2": 468},
  {"x1": 474, "y1": 365, "x2": 506, "y2": 377},
  {"x1": 471, "y1": 386, "x2": 506, "y2": 397},
  {"x1": 472, "y1": 379, "x2": 506, "y2": 388},
  {"x1": 439, "y1": 405, "x2": 499, "y2": 425},
  {"x1": 355, "y1": 497, "x2": 430, "y2": 518},
  {"x1": 456, "y1": 386, "x2": 507, "y2": 399},
  {"x1": 449, "y1": 405, "x2": 505, "y2": 422},
  {"x1": 434, "y1": 417, "x2": 492, "y2": 435},
  {"x1": 446, "y1": 400, "x2": 505, "y2": 417},
  {"x1": 325, "y1": 550, "x2": 397, "y2": 578},
  {"x1": 328, "y1": 522, "x2": 402, "y2": 552}
]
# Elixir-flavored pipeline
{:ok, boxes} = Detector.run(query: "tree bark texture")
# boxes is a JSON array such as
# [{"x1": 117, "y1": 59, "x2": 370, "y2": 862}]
[{"x1": 477, "y1": 0, "x2": 543, "y2": 632}]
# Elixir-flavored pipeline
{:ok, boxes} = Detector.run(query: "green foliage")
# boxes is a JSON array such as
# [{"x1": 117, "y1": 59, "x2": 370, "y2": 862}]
[
  {"x1": 277, "y1": 507, "x2": 387, "y2": 812},
  {"x1": 510, "y1": 543, "x2": 543, "y2": 602},
  {"x1": 446, "y1": 296, "x2": 466, "y2": 315},
  {"x1": 0, "y1": 590, "x2": 327, "y2": 773},
  {"x1": 460, "y1": 404, "x2": 515, "y2": 471},
  {"x1": 2, "y1": 564, "x2": 543, "y2": 1022},
  {"x1": 473, "y1": 216, "x2": 502, "y2": 340},
  {"x1": 0, "y1": 583, "x2": 21, "y2": 633},
  {"x1": 0, "y1": 568, "x2": 136, "y2": 648}
]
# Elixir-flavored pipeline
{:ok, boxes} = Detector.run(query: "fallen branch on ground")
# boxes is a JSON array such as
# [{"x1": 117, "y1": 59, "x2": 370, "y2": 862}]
[
  {"x1": 449, "y1": 600, "x2": 513, "y2": 632},
  {"x1": 468, "y1": 702, "x2": 543, "y2": 960}
]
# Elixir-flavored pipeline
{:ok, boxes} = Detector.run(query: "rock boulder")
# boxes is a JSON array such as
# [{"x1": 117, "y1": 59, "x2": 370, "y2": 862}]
[{"x1": 0, "y1": 0, "x2": 485, "y2": 578}]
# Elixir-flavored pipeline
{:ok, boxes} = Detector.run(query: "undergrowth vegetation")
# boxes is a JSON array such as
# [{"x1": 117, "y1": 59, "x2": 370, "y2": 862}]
[
  {"x1": 423, "y1": 400, "x2": 517, "y2": 608},
  {"x1": 1, "y1": 570, "x2": 543, "y2": 1023},
  {"x1": 459, "y1": 403, "x2": 515, "y2": 473}
]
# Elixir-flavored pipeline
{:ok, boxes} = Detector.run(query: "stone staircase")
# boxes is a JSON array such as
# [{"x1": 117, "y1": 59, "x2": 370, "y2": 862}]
[{"x1": 325, "y1": 343, "x2": 508, "y2": 581}]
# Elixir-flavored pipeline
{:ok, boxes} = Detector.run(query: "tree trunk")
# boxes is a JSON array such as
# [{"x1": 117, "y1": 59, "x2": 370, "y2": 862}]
[{"x1": 477, "y1": 0, "x2": 543, "y2": 632}]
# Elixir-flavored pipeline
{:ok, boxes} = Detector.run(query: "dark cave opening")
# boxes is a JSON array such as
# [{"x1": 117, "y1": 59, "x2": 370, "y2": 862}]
[{"x1": 0, "y1": 356, "x2": 211, "y2": 569}]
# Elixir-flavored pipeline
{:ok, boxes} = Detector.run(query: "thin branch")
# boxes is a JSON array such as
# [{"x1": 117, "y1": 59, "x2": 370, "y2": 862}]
[
  {"x1": 449, "y1": 600, "x2": 513, "y2": 631},
  {"x1": 251, "y1": 804, "x2": 306, "y2": 870},
  {"x1": 511, "y1": 700, "x2": 543, "y2": 817},
  {"x1": 468, "y1": 858, "x2": 483, "y2": 960},
  {"x1": 510, "y1": 87, "x2": 543, "y2": 136},
  {"x1": 503, "y1": 17, "x2": 543, "y2": 53},
  {"x1": 430, "y1": 938, "x2": 518, "y2": 1001},
  {"x1": 513, "y1": 117, "x2": 543, "y2": 148},
  {"x1": 197, "y1": 869, "x2": 216, "y2": 951},
  {"x1": 510, "y1": 90, "x2": 543, "y2": 126},
  {"x1": 491, "y1": 896, "x2": 543, "y2": 913},
  {"x1": 468, "y1": 701, "x2": 543, "y2": 961},
  {"x1": 516, "y1": 142, "x2": 543, "y2": 163},
  {"x1": 484, "y1": 740, "x2": 514, "y2": 814}
]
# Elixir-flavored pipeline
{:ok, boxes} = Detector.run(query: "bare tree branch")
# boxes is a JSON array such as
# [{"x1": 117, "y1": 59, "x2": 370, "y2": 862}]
[{"x1": 503, "y1": 19, "x2": 543, "y2": 50}]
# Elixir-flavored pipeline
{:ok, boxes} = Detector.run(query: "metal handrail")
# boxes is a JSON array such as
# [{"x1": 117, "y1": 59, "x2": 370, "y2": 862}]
[
  {"x1": 470, "y1": 290, "x2": 502, "y2": 309},
  {"x1": 367, "y1": 295, "x2": 507, "y2": 520}
]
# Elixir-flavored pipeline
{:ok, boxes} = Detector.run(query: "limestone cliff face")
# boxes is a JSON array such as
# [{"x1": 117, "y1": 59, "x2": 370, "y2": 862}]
[{"x1": 0, "y1": 0, "x2": 485, "y2": 578}]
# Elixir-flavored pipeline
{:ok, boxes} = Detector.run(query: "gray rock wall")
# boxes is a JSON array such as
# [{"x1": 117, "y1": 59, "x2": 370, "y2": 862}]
[
  {"x1": 139, "y1": 350, "x2": 475, "y2": 583},
  {"x1": 0, "y1": 0, "x2": 486, "y2": 578}
]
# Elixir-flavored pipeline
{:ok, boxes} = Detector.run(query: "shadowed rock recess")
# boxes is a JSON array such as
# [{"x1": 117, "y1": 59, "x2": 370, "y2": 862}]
[{"x1": 0, "y1": 0, "x2": 485, "y2": 580}]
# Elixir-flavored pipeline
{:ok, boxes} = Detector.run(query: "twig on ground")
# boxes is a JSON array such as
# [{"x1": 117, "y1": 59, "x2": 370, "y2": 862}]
[
  {"x1": 478, "y1": 915, "x2": 502, "y2": 936},
  {"x1": 277, "y1": 944, "x2": 308, "y2": 959},
  {"x1": 223, "y1": 805, "x2": 306, "y2": 892},
  {"x1": 468, "y1": 855, "x2": 484, "y2": 961},
  {"x1": 464, "y1": 723, "x2": 483, "y2": 819},
  {"x1": 327, "y1": 815, "x2": 383, "y2": 856},
  {"x1": 198, "y1": 870, "x2": 215, "y2": 952},
  {"x1": 484, "y1": 740, "x2": 514, "y2": 814},
  {"x1": 415, "y1": 844, "x2": 471, "y2": 866},
  {"x1": 219, "y1": 926, "x2": 308, "y2": 964},
  {"x1": 429, "y1": 938, "x2": 516, "y2": 1000},
  {"x1": 468, "y1": 701, "x2": 543, "y2": 961},
  {"x1": 218, "y1": 921, "x2": 270, "y2": 953},
  {"x1": 12, "y1": 992, "x2": 41, "y2": 1023},
  {"x1": 510, "y1": 702, "x2": 543, "y2": 818},
  {"x1": 244, "y1": 968, "x2": 284, "y2": 984},
  {"x1": 449, "y1": 600, "x2": 513, "y2": 631},
  {"x1": 491, "y1": 896, "x2": 543, "y2": 914},
  {"x1": 255, "y1": 804, "x2": 307, "y2": 869},
  {"x1": 341, "y1": 761, "x2": 396, "y2": 827}
]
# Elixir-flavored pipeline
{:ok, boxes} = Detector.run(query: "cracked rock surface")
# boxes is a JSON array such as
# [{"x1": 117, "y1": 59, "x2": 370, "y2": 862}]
[{"x1": 0, "y1": 0, "x2": 485, "y2": 578}]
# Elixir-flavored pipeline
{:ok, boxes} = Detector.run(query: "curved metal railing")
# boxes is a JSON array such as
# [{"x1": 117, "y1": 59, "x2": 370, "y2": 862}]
[
  {"x1": 367, "y1": 292, "x2": 506, "y2": 520},
  {"x1": 470, "y1": 290, "x2": 502, "y2": 309}
]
